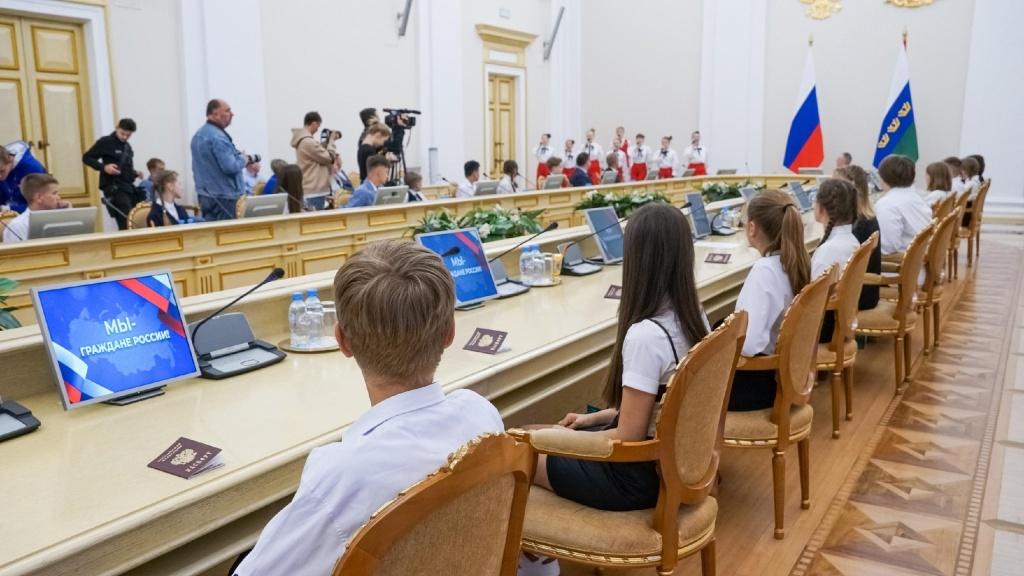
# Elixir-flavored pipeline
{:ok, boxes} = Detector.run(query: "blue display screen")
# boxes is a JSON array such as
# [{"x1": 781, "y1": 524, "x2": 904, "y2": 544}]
[
  {"x1": 417, "y1": 229, "x2": 499, "y2": 306},
  {"x1": 584, "y1": 207, "x2": 624, "y2": 263},
  {"x1": 33, "y1": 273, "x2": 199, "y2": 408}
]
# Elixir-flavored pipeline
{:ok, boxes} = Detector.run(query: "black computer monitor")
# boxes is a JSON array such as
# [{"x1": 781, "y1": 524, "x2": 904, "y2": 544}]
[
  {"x1": 685, "y1": 192, "x2": 712, "y2": 239},
  {"x1": 582, "y1": 207, "x2": 624, "y2": 264}
]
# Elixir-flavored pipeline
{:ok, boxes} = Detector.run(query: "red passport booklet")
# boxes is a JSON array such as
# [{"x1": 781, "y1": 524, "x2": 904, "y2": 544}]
[{"x1": 148, "y1": 437, "x2": 224, "y2": 479}]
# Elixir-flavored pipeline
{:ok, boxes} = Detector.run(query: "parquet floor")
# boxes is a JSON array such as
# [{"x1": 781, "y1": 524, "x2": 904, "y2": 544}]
[{"x1": 561, "y1": 233, "x2": 1024, "y2": 576}]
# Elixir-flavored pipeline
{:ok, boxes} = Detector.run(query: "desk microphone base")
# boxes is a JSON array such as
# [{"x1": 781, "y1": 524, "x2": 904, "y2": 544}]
[{"x1": 455, "y1": 302, "x2": 485, "y2": 311}]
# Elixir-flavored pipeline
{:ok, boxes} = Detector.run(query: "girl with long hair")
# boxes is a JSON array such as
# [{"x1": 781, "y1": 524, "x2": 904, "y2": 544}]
[
  {"x1": 729, "y1": 189, "x2": 811, "y2": 411},
  {"x1": 834, "y1": 165, "x2": 881, "y2": 310},
  {"x1": 530, "y1": 203, "x2": 709, "y2": 512}
]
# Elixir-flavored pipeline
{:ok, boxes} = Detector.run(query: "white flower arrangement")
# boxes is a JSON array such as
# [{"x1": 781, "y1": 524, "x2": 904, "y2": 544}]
[{"x1": 478, "y1": 223, "x2": 492, "y2": 239}]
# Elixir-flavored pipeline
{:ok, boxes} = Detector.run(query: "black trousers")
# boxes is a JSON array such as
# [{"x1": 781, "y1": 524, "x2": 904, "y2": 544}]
[
  {"x1": 728, "y1": 368, "x2": 777, "y2": 411},
  {"x1": 103, "y1": 185, "x2": 142, "y2": 230}
]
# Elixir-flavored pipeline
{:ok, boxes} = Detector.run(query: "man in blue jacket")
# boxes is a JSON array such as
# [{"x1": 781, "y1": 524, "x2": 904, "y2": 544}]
[
  {"x1": 190, "y1": 99, "x2": 249, "y2": 221},
  {"x1": 0, "y1": 142, "x2": 47, "y2": 213},
  {"x1": 345, "y1": 154, "x2": 389, "y2": 208}
]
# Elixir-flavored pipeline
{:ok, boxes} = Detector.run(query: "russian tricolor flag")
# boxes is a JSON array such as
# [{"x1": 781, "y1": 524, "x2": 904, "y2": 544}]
[{"x1": 783, "y1": 49, "x2": 824, "y2": 172}]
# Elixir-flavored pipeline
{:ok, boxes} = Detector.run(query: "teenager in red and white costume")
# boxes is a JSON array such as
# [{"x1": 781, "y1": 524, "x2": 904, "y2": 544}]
[
  {"x1": 656, "y1": 136, "x2": 679, "y2": 179},
  {"x1": 629, "y1": 133, "x2": 651, "y2": 182},
  {"x1": 581, "y1": 129, "x2": 604, "y2": 185},
  {"x1": 561, "y1": 139, "x2": 577, "y2": 180},
  {"x1": 533, "y1": 133, "x2": 554, "y2": 184},
  {"x1": 682, "y1": 130, "x2": 707, "y2": 176}
]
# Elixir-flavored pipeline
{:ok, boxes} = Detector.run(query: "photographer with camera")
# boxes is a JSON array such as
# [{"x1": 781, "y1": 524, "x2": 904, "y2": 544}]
[
  {"x1": 291, "y1": 111, "x2": 339, "y2": 198},
  {"x1": 190, "y1": 99, "x2": 252, "y2": 221},
  {"x1": 82, "y1": 118, "x2": 145, "y2": 230}
]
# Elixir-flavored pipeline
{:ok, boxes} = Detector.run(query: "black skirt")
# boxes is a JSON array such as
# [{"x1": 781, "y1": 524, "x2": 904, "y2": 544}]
[
  {"x1": 546, "y1": 455, "x2": 659, "y2": 511},
  {"x1": 727, "y1": 369, "x2": 777, "y2": 411}
]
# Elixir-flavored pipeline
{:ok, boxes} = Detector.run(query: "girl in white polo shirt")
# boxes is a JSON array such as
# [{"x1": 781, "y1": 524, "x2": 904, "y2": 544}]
[
  {"x1": 527, "y1": 203, "x2": 710, "y2": 512},
  {"x1": 811, "y1": 178, "x2": 861, "y2": 341},
  {"x1": 729, "y1": 189, "x2": 811, "y2": 411}
]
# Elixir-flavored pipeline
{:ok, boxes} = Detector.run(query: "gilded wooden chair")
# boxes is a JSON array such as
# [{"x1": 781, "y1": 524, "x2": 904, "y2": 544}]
[
  {"x1": 957, "y1": 179, "x2": 990, "y2": 268},
  {"x1": 127, "y1": 201, "x2": 151, "y2": 229},
  {"x1": 514, "y1": 312, "x2": 748, "y2": 576},
  {"x1": 723, "y1": 267, "x2": 836, "y2": 539},
  {"x1": 330, "y1": 192, "x2": 352, "y2": 209},
  {"x1": 349, "y1": 171, "x2": 361, "y2": 187},
  {"x1": 333, "y1": 434, "x2": 534, "y2": 576},
  {"x1": 817, "y1": 233, "x2": 878, "y2": 438},
  {"x1": 883, "y1": 214, "x2": 958, "y2": 354},
  {"x1": 857, "y1": 221, "x2": 934, "y2": 393},
  {"x1": 948, "y1": 191, "x2": 970, "y2": 279},
  {"x1": 235, "y1": 196, "x2": 247, "y2": 219},
  {"x1": 920, "y1": 213, "x2": 959, "y2": 354},
  {"x1": 0, "y1": 210, "x2": 18, "y2": 241},
  {"x1": 931, "y1": 192, "x2": 956, "y2": 220}
]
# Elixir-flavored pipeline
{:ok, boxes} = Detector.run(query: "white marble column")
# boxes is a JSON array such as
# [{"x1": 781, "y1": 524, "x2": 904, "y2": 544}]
[
  {"x1": 698, "y1": 0, "x2": 768, "y2": 173},
  {"x1": 179, "y1": 0, "x2": 270, "y2": 200},
  {"x1": 416, "y1": 0, "x2": 466, "y2": 185},
  {"x1": 959, "y1": 1, "x2": 1024, "y2": 219},
  {"x1": 547, "y1": 0, "x2": 582, "y2": 154}
]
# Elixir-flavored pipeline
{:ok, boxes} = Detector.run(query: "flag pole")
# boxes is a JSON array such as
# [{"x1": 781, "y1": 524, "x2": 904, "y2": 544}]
[
  {"x1": 902, "y1": 27, "x2": 908, "y2": 48},
  {"x1": 809, "y1": 34, "x2": 814, "y2": 48}
]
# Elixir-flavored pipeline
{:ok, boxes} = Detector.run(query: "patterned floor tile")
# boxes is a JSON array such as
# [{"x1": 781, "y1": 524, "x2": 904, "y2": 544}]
[{"x1": 791, "y1": 241, "x2": 1023, "y2": 576}]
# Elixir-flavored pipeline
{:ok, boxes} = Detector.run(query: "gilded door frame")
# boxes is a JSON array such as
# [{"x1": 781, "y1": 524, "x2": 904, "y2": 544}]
[
  {"x1": 0, "y1": 0, "x2": 116, "y2": 159},
  {"x1": 476, "y1": 25, "x2": 535, "y2": 183}
]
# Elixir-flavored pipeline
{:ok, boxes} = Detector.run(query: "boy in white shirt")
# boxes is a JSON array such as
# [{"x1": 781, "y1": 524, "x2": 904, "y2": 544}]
[
  {"x1": 234, "y1": 240, "x2": 504, "y2": 576},
  {"x1": 874, "y1": 154, "x2": 932, "y2": 256},
  {"x1": 2, "y1": 173, "x2": 67, "y2": 243},
  {"x1": 458, "y1": 160, "x2": 481, "y2": 198}
]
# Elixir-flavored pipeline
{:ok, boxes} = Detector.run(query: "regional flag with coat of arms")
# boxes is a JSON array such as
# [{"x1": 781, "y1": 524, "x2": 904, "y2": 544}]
[{"x1": 873, "y1": 38, "x2": 918, "y2": 167}]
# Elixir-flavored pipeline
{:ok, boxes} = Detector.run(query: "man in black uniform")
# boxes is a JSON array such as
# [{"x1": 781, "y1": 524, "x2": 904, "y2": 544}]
[{"x1": 82, "y1": 118, "x2": 144, "y2": 230}]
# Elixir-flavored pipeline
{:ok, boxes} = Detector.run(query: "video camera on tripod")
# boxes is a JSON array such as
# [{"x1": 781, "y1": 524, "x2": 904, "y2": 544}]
[{"x1": 383, "y1": 108, "x2": 420, "y2": 129}]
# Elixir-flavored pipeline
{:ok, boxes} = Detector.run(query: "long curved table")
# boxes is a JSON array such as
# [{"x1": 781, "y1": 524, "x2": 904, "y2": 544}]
[
  {"x1": 0, "y1": 174, "x2": 801, "y2": 326},
  {"x1": 0, "y1": 214, "x2": 822, "y2": 576}
]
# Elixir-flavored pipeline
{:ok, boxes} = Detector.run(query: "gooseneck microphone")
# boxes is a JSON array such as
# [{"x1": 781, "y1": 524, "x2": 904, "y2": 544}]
[
  {"x1": 0, "y1": 216, "x2": 23, "y2": 241},
  {"x1": 487, "y1": 222, "x2": 559, "y2": 263},
  {"x1": 189, "y1": 267, "x2": 285, "y2": 351}
]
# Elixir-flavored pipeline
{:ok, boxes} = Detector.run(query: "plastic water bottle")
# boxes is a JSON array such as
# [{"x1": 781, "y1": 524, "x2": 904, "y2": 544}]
[
  {"x1": 519, "y1": 245, "x2": 534, "y2": 284},
  {"x1": 304, "y1": 288, "x2": 325, "y2": 347},
  {"x1": 527, "y1": 245, "x2": 542, "y2": 285},
  {"x1": 531, "y1": 246, "x2": 546, "y2": 284},
  {"x1": 288, "y1": 292, "x2": 307, "y2": 348}
]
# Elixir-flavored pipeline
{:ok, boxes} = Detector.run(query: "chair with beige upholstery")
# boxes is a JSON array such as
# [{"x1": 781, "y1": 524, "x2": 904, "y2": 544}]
[
  {"x1": 956, "y1": 179, "x2": 990, "y2": 269},
  {"x1": 947, "y1": 191, "x2": 970, "y2": 279},
  {"x1": 880, "y1": 213, "x2": 957, "y2": 357},
  {"x1": 333, "y1": 434, "x2": 534, "y2": 576},
  {"x1": 920, "y1": 213, "x2": 959, "y2": 354},
  {"x1": 931, "y1": 192, "x2": 955, "y2": 220},
  {"x1": 0, "y1": 210, "x2": 18, "y2": 241},
  {"x1": 330, "y1": 192, "x2": 352, "y2": 209},
  {"x1": 127, "y1": 201, "x2": 151, "y2": 229},
  {"x1": 857, "y1": 221, "x2": 934, "y2": 393},
  {"x1": 816, "y1": 233, "x2": 878, "y2": 439},
  {"x1": 514, "y1": 312, "x2": 748, "y2": 576},
  {"x1": 723, "y1": 267, "x2": 836, "y2": 540}
]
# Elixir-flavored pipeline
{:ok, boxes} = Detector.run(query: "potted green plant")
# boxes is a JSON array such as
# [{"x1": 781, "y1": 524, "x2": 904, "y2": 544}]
[
  {"x1": 0, "y1": 277, "x2": 21, "y2": 330},
  {"x1": 409, "y1": 206, "x2": 545, "y2": 243}
]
